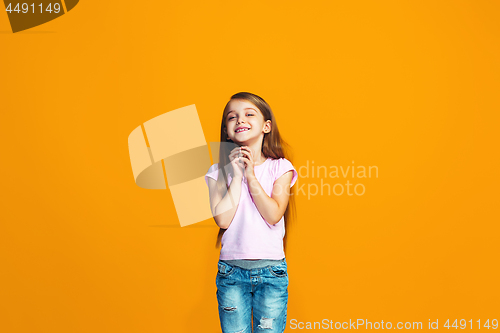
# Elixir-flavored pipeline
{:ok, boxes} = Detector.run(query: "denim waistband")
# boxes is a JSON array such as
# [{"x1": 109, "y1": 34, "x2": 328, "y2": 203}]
[{"x1": 220, "y1": 258, "x2": 285, "y2": 270}]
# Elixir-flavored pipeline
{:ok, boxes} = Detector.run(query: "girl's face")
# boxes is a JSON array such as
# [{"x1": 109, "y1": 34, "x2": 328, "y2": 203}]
[{"x1": 224, "y1": 99, "x2": 271, "y2": 145}]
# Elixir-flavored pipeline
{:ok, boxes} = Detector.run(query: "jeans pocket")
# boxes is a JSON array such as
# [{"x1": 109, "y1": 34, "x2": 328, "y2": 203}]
[
  {"x1": 268, "y1": 262, "x2": 287, "y2": 277},
  {"x1": 217, "y1": 261, "x2": 235, "y2": 277}
]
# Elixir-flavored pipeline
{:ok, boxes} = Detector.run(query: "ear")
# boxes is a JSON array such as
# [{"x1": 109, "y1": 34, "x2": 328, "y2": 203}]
[{"x1": 263, "y1": 120, "x2": 272, "y2": 134}]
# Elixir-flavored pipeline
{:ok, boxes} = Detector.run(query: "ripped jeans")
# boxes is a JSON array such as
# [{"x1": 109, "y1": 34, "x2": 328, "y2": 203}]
[{"x1": 216, "y1": 259, "x2": 288, "y2": 333}]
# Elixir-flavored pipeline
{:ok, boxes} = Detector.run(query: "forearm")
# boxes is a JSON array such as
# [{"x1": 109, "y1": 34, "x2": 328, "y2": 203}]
[
  {"x1": 246, "y1": 174, "x2": 281, "y2": 225},
  {"x1": 213, "y1": 176, "x2": 243, "y2": 229}
]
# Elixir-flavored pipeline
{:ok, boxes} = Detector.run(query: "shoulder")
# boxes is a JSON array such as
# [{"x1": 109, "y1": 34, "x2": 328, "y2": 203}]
[
  {"x1": 268, "y1": 157, "x2": 295, "y2": 170},
  {"x1": 268, "y1": 157, "x2": 298, "y2": 187},
  {"x1": 207, "y1": 163, "x2": 219, "y2": 173},
  {"x1": 205, "y1": 163, "x2": 220, "y2": 183}
]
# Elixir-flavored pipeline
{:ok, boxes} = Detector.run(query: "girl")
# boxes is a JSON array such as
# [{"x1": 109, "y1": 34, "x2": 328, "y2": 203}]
[{"x1": 205, "y1": 92, "x2": 298, "y2": 333}]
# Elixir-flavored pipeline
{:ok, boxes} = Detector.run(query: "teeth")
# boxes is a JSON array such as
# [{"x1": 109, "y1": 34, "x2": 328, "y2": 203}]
[{"x1": 236, "y1": 128, "x2": 249, "y2": 133}]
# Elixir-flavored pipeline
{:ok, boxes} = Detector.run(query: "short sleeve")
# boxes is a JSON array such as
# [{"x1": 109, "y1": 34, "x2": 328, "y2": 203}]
[
  {"x1": 205, "y1": 164, "x2": 219, "y2": 187},
  {"x1": 274, "y1": 158, "x2": 298, "y2": 188}
]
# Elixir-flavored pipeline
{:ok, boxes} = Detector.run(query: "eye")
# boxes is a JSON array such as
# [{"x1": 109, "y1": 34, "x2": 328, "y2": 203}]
[
  {"x1": 247, "y1": 113, "x2": 254, "y2": 116},
  {"x1": 228, "y1": 116, "x2": 235, "y2": 120}
]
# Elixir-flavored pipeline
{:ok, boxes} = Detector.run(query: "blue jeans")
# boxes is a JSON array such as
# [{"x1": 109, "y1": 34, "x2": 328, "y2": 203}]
[{"x1": 216, "y1": 258, "x2": 289, "y2": 333}]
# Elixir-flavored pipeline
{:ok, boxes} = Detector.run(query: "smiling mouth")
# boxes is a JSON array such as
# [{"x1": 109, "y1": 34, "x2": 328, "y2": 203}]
[{"x1": 235, "y1": 128, "x2": 250, "y2": 133}]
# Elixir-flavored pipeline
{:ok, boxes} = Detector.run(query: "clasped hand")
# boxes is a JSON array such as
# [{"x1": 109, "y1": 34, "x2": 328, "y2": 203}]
[{"x1": 228, "y1": 146, "x2": 255, "y2": 179}]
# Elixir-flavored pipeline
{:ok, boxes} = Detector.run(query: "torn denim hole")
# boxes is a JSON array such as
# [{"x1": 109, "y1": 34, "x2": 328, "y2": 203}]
[
  {"x1": 222, "y1": 306, "x2": 237, "y2": 312},
  {"x1": 258, "y1": 317, "x2": 274, "y2": 329}
]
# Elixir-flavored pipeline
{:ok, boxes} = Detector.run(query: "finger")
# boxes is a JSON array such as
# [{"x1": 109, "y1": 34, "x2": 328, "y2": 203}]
[
  {"x1": 232, "y1": 153, "x2": 243, "y2": 161},
  {"x1": 239, "y1": 156, "x2": 250, "y2": 166},
  {"x1": 240, "y1": 147, "x2": 252, "y2": 157},
  {"x1": 229, "y1": 149, "x2": 239, "y2": 159},
  {"x1": 240, "y1": 150, "x2": 253, "y2": 161},
  {"x1": 229, "y1": 149, "x2": 240, "y2": 159}
]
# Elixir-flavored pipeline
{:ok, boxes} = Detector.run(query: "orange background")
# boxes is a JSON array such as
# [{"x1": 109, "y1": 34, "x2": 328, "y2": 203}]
[{"x1": 1, "y1": 1, "x2": 499, "y2": 332}]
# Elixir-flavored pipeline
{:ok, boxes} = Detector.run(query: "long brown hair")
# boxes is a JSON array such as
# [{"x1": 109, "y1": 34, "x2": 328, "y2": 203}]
[{"x1": 214, "y1": 92, "x2": 297, "y2": 254}]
